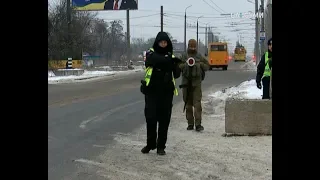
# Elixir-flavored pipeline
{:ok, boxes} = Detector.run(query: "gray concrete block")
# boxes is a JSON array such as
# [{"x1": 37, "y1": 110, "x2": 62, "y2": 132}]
[
  {"x1": 225, "y1": 99, "x2": 272, "y2": 135},
  {"x1": 53, "y1": 69, "x2": 84, "y2": 76}
]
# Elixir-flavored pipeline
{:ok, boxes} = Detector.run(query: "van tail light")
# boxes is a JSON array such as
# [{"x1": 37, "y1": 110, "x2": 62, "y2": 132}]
[{"x1": 210, "y1": 59, "x2": 213, "y2": 63}]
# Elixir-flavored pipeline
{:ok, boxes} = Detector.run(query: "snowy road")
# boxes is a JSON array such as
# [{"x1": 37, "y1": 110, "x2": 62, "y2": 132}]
[{"x1": 48, "y1": 61, "x2": 262, "y2": 180}]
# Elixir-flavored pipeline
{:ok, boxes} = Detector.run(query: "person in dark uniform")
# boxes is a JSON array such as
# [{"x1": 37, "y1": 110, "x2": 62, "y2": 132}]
[
  {"x1": 256, "y1": 37, "x2": 272, "y2": 99},
  {"x1": 140, "y1": 32, "x2": 181, "y2": 155}
]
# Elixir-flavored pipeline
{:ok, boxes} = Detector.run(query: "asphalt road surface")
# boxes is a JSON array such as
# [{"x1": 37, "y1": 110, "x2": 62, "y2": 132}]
[{"x1": 48, "y1": 61, "x2": 256, "y2": 180}]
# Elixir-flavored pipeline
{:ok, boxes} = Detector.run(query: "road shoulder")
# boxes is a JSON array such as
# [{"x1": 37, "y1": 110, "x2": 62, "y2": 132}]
[{"x1": 68, "y1": 84, "x2": 271, "y2": 180}]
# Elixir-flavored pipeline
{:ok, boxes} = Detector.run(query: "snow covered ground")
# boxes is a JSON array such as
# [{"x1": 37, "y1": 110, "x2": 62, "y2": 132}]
[
  {"x1": 72, "y1": 79, "x2": 271, "y2": 180},
  {"x1": 241, "y1": 60, "x2": 257, "y2": 71},
  {"x1": 209, "y1": 79, "x2": 262, "y2": 100},
  {"x1": 48, "y1": 70, "x2": 116, "y2": 84},
  {"x1": 48, "y1": 66, "x2": 144, "y2": 84}
]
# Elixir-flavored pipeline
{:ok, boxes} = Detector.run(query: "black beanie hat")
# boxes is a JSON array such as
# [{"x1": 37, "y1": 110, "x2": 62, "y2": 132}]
[{"x1": 268, "y1": 38, "x2": 272, "y2": 45}]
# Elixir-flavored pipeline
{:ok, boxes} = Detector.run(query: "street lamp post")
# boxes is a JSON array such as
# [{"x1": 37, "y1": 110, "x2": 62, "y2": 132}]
[
  {"x1": 196, "y1": 16, "x2": 203, "y2": 51},
  {"x1": 205, "y1": 23, "x2": 210, "y2": 55},
  {"x1": 184, "y1": 5, "x2": 192, "y2": 53}
]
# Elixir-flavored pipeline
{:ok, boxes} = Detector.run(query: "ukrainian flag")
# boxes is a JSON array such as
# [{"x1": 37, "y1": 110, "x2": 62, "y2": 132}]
[{"x1": 73, "y1": 0, "x2": 107, "y2": 11}]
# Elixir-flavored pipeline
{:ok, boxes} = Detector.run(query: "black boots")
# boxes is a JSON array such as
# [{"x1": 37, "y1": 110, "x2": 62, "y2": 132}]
[
  {"x1": 157, "y1": 149, "x2": 166, "y2": 155},
  {"x1": 187, "y1": 125, "x2": 194, "y2": 130},
  {"x1": 141, "y1": 146, "x2": 166, "y2": 155},
  {"x1": 187, "y1": 124, "x2": 204, "y2": 131},
  {"x1": 195, "y1": 125, "x2": 204, "y2": 131},
  {"x1": 141, "y1": 146, "x2": 156, "y2": 154}
]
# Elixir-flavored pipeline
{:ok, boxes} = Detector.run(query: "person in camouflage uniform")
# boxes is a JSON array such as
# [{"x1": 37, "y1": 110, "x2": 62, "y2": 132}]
[{"x1": 179, "y1": 39, "x2": 210, "y2": 131}]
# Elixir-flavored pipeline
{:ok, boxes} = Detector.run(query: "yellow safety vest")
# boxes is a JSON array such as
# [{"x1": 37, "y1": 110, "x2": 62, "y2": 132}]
[
  {"x1": 263, "y1": 52, "x2": 271, "y2": 78},
  {"x1": 144, "y1": 48, "x2": 178, "y2": 96}
]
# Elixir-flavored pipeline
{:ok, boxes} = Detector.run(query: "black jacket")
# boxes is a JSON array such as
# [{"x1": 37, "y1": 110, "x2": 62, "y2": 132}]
[
  {"x1": 256, "y1": 50, "x2": 272, "y2": 83},
  {"x1": 144, "y1": 32, "x2": 181, "y2": 94},
  {"x1": 104, "y1": 0, "x2": 137, "y2": 10}
]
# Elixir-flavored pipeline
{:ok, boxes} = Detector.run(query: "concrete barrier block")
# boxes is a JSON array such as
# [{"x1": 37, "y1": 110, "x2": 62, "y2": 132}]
[
  {"x1": 53, "y1": 69, "x2": 84, "y2": 76},
  {"x1": 225, "y1": 99, "x2": 272, "y2": 135}
]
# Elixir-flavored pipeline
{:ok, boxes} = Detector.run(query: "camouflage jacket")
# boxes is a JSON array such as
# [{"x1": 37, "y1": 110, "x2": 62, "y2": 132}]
[{"x1": 179, "y1": 53, "x2": 209, "y2": 86}]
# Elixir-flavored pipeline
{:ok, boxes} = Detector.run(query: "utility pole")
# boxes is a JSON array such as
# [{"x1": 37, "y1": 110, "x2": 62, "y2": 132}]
[
  {"x1": 184, "y1": 12, "x2": 186, "y2": 53},
  {"x1": 184, "y1": 5, "x2": 192, "y2": 53},
  {"x1": 126, "y1": 9, "x2": 131, "y2": 59},
  {"x1": 260, "y1": 0, "x2": 265, "y2": 57},
  {"x1": 198, "y1": 38, "x2": 202, "y2": 54},
  {"x1": 160, "y1": 6, "x2": 163, "y2": 32},
  {"x1": 211, "y1": 28, "x2": 214, "y2": 42},
  {"x1": 255, "y1": 0, "x2": 260, "y2": 65},
  {"x1": 196, "y1": 21, "x2": 199, "y2": 51},
  {"x1": 196, "y1": 16, "x2": 203, "y2": 51},
  {"x1": 67, "y1": 0, "x2": 71, "y2": 60},
  {"x1": 205, "y1": 25, "x2": 207, "y2": 55}
]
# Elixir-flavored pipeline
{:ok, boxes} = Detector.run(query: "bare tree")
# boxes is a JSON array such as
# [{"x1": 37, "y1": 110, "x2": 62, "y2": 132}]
[{"x1": 48, "y1": 1, "x2": 127, "y2": 66}]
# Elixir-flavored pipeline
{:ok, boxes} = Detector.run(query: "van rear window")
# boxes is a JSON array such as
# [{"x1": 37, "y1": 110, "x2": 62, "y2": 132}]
[{"x1": 210, "y1": 45, "x2": 227, "y2": 51}]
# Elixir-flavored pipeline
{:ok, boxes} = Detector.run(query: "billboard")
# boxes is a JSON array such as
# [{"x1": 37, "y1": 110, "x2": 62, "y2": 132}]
[{"x1": 73, "y1": 0, "x2": 138, "y2": 11}]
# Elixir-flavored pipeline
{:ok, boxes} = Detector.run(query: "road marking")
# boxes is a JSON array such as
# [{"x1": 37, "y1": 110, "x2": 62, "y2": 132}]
[
  {"x1": 74, "y1": 158, "x2": 104, "y2": 167},
  {"x1": 79, "y1": 100, "x2": 144, "y2": 129},
  {"x1": 93, "y1": 145, "x2": 107, "y2": 148},
  {"x1": 79, "y1": 116, "x2": 99, "y2": 129},
  {"x1": 48, "y1": 136, "x2": 57, "y2": 142}
]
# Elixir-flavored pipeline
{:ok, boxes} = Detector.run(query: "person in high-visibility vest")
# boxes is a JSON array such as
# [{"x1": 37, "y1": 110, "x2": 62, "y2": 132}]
[
  {"x1": 256, "y1": 38, "x2": 272, "y2": 99},
  {"x1": 140, "y1": 31, "x2": 182, "y2": 155}
]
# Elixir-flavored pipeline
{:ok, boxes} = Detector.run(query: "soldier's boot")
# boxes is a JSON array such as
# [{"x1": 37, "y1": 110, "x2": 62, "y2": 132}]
[
  {"x1": 194, "y1": 101, "x2": 203, "y2": 132},
  {"x1": 187, "y1": 125, "x2": 194, "y2": 130},
  {"x1": 195, "y1": 125, "x2": 204, "y2": 131},
  {"x1": 186, "y1": 105, "x2": 194, "y2": 130}
]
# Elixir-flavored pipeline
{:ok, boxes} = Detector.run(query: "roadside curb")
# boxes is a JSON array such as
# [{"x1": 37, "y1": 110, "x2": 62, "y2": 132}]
[
  {"x1": 75, "y1": 73, "x2": 116, "y2": 81},
  {"x1": 48, "y1": 73, "x2": 116, "y2": 84}
]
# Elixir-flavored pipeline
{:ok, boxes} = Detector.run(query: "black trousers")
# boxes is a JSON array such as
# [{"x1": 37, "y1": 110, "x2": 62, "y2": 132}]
[
  {"x1": 144, "y1": 93, "x2": 173, "y2": 149},
  {"x1": 262, "y1": 76, "x2": 270, "y2": 99}
]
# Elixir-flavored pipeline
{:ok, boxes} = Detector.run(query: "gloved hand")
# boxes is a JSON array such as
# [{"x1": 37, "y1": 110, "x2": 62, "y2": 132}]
[
  {"x1": 172, "y1": 57, "x2": 182, "y2": 64},
  {"x1": 140, "y1": 80, "x2": 147, "y2": 95},
  {"x1": 256, "y1": 82, "x2": 262, "y2": 89}
]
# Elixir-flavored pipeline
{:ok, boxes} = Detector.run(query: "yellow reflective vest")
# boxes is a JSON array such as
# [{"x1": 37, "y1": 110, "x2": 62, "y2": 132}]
[{"x1": 262, "y1": 52, "x2": 271, "y2": 78}]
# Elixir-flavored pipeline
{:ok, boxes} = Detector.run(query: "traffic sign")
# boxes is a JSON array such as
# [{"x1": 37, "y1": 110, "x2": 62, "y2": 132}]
[{"x1": 260, "y1": 31, "x2": 266, "y2": 40}]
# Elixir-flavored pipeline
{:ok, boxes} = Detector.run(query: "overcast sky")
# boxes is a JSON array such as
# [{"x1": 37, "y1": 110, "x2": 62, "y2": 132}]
[{"x1": 50, "y1": 0, "x2": 261, "y2": 55}]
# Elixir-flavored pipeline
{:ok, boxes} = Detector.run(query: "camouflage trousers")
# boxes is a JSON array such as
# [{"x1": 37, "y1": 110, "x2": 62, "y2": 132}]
[{"x1": 182, "y1": 85, "x2": 202, "y2": 126}]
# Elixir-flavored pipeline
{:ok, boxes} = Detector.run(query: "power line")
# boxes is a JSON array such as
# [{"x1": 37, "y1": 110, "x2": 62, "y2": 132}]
[
  {"x1": 137, "y1": 9, "x2": 221, "y2": 16},
  {"x1": 208, "y1": 0, "x2": 226, "y2": 13},
  {"x1": 164, "y1": 13, "x2": 227, "y2": 19},
  {"x1": 202, "y1": 0, "x2": 223, "y2": 14},
  {"x1": 99, "y1": 13, "x2": 159, "y2": 20}
]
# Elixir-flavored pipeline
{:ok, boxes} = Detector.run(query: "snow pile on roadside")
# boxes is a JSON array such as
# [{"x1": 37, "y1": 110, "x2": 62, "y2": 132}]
[
  {"x1": 210, "y1": 79, "x2": 262, "y2": 100},
  {"x1": 241, "y1": 60, "x2": 256, "y2": 71},
  {"x1": 203, "y1": 79, "x2": 262, "y2": 116},
  {"x1": 82, "y1": 71, "x2": 115, "y2": 76},
  {"x1": 94, "y1": 65, "x2": 143, "y2": 72},
  {"x1": 48, "y1": 70, "x2": 55, "y2": 77},
  {"x1": 48, "y1": 70, "x2": 115, "y2": 84},
  {"x1": 48, "y1": 67, "x2": 144, "y2": 84}
]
